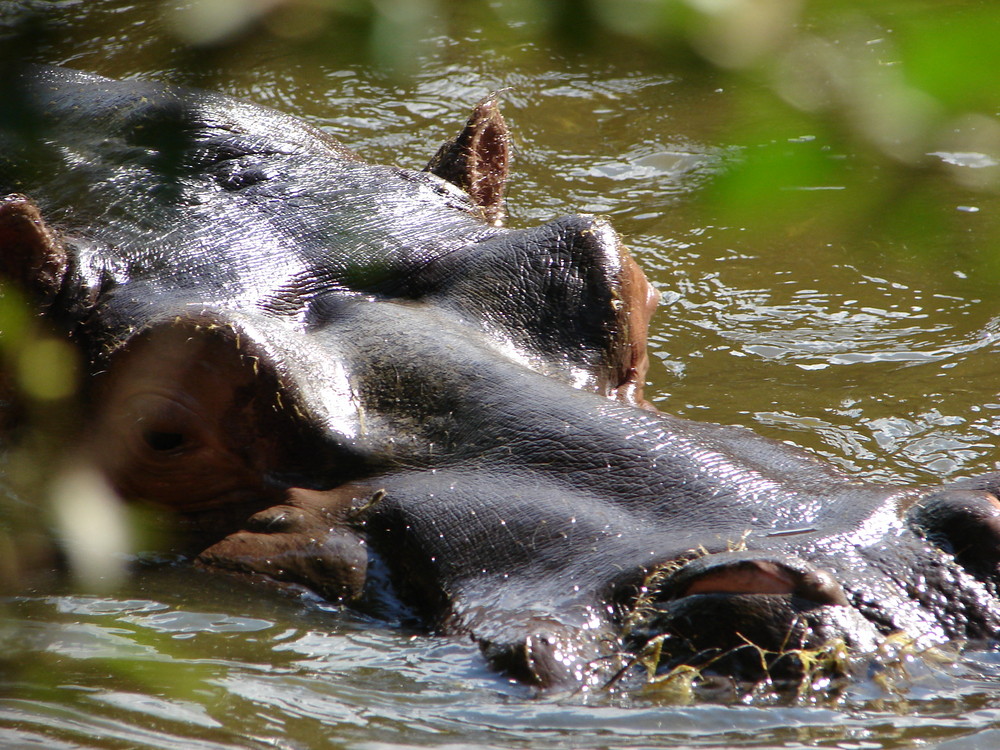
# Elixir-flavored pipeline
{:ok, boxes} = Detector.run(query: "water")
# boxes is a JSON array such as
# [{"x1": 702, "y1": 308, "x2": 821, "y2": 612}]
[
  {"x1": 7, "y1": 579, "x2": 1000, "y2": 749},
  {"x1": 3, "y1": 0, "x2": 1000, "y2": 746}
]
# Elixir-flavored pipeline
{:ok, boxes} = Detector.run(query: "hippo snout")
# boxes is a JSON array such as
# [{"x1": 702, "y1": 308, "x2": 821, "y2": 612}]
[{"x1": 626, "y1": 553, "x2": 882, "y2": 682}]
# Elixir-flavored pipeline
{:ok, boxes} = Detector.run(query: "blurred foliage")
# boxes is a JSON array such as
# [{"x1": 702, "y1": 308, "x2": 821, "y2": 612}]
[
  {"x1": 522, "y1": 0, "x2": 1000, "y2": 266},
  {"x1": 0, "y1": 284, "x2": 79, "y2": 594}
]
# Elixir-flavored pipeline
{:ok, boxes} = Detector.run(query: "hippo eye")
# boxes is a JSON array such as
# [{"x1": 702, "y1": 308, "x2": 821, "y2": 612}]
[{"x1": 142, "y1": 429, "x2": 188, "y2": 452}]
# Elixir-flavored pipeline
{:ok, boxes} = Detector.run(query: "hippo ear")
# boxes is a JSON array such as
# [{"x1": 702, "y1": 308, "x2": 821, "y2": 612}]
[
  {"x1": 0, "y1": 194, "x2": 68, "y2": 307},
  {"x1": 424, "y1": 93, "x2": 509, "y2": 226}
]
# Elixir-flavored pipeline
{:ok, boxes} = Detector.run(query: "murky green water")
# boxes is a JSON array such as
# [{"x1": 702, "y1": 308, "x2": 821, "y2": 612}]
[{"x1": 3, "y1": 0, "x2": 1000, "y2": 747}]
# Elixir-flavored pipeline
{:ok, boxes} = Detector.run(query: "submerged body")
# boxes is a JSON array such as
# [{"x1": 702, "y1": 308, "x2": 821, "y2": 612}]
[{"x1": 2, "y1": 66, "x2": 1000, "y2": 687}]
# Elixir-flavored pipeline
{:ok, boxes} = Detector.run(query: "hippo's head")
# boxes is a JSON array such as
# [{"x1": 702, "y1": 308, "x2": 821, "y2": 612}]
[{"x1": 3, "y1": 66, "x2": 1000, "y2": 691}]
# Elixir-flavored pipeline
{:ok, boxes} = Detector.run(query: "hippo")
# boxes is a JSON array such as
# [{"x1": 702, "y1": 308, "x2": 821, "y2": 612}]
[{"x1": 2, "y1": 65, "x2": 1000, "y2": 690}]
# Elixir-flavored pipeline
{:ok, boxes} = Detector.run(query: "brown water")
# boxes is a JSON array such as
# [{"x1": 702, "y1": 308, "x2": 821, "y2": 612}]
[{"x1": 3, "y1": 1, "x2": 1000, "y2": 747}]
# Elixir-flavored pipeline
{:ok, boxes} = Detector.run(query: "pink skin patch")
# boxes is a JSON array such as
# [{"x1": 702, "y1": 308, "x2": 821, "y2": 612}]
[{"x1": 683, "y1": 561, "x2": 798, "y2": 597}]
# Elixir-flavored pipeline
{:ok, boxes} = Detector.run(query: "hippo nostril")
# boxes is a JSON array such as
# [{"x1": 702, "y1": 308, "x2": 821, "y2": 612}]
[
  {"x1": 683, "y1": 560, "x2": 797, "y2": 597},
  {"x1": 626, "y1": 552, "x2": 866, "y2": 683},
  {"x1": 908, "y1": 490, "x2": 1000, "y2": 582},
  {"x1": 665, "y1": 552, "x2": 849, "y2": 607}
]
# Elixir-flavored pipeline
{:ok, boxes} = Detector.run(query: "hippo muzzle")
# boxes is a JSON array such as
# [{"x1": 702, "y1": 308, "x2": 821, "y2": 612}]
[{"x1": 3, "y1": 65, "x2": 1000, "y2": 691}]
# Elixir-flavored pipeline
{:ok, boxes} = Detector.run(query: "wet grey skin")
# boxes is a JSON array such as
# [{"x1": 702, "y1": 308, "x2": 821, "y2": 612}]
[{"x1": 3, "y1": 65, "x2": 1000, "y2": 689}]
